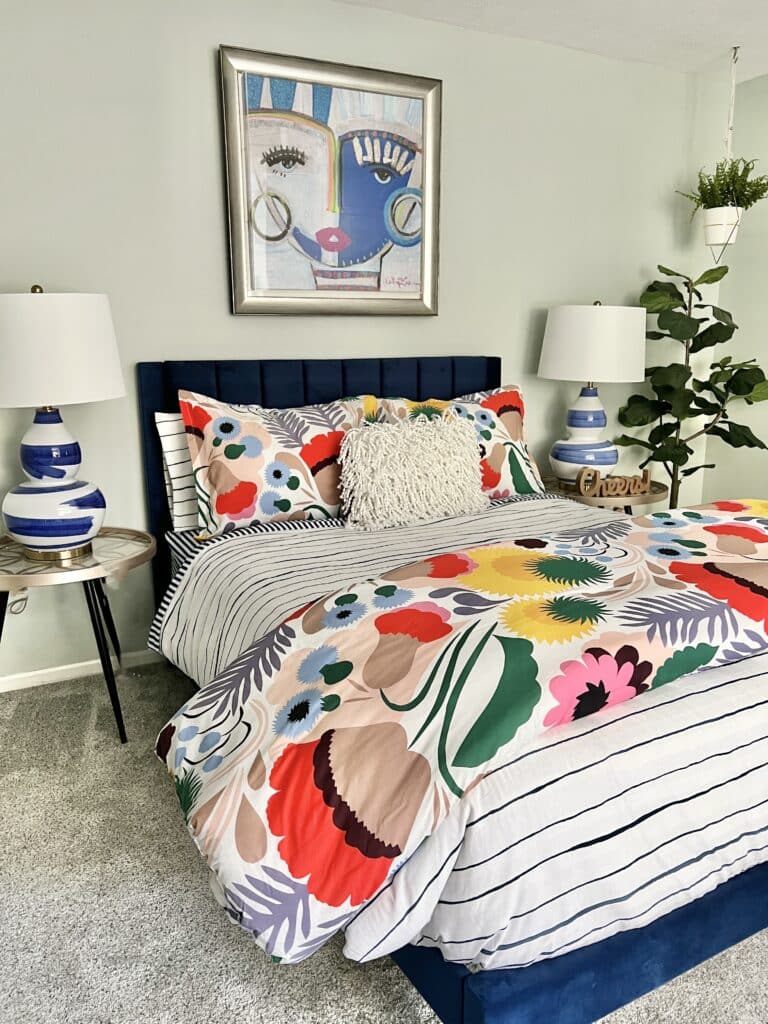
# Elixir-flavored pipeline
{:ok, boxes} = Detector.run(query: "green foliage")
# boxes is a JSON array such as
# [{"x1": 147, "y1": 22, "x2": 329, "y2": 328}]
[
  {"x1": 545, "y1": 596, "x2": 607, "y2": 624},
  {"x1": 679, "y1": 158, "x2": 768, "y2": 213},
  {"x1": 452, "y1": 637, "x2": 540, "y2": 768},
  {"x1": 681, "y1": 159, "x2": 768, "y2": 212},
  {"x1": 174, "y1": 770, "x2": 203, "y2": 825},
  {"x1": 527, "y1": 556, "x2": 610, "y2": 586},
  {"x1": 653, "y1": 644, "x2": 718, "y2": 687},
  {"x1": 617, "y1": 264, "x2": 768, "y2": 507}
]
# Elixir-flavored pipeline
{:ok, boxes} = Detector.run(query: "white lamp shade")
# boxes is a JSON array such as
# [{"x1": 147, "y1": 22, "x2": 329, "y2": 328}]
[
  {"x1": 0, "y1": 292, "x2": 125, "y2": 408},
  {"x1": 538, "y1": 304, "x2": 646, "y2": 384}
]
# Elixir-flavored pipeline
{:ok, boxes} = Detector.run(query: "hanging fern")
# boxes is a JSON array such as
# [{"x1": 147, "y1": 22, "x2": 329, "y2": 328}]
[{"x1": 679, "y1": 158, "x2": 768, "y2": 212}]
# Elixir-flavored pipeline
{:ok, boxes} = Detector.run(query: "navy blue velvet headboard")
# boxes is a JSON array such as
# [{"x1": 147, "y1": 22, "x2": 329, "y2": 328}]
[{"x1": 137, "y1": 356, "x2": 501, "y2": 605}]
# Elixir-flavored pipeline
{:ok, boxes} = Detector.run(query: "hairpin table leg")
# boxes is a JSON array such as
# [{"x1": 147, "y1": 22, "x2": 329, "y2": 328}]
[
  {"x1": 83, "y1": 579, "x2": 127, "y2": 744},
  {"x1": 0, "y1": 592, "x2": 8, "y2": 645},
  {"x1": 95, "y1": 579, "x2": 121, "y2": 665}
]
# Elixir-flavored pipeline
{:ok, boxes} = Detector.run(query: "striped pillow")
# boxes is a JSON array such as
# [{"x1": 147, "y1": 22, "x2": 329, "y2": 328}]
[{"x1": 154, "y1": 412, "x2": 198, "y2": 530}]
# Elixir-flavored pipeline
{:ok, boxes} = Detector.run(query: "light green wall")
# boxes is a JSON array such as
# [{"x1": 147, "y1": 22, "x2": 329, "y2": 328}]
[
  {"x1": 0, "y1": 0, "x2": 722, "y2": 677},
  {"x1": 703, "y1": 75, "x2": 768, "y2": 502}
]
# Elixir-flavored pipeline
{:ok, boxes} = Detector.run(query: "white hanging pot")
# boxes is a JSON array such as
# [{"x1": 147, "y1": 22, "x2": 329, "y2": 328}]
[{"x1": 703, "y1": 206, "x2": 743, "y2": 246}]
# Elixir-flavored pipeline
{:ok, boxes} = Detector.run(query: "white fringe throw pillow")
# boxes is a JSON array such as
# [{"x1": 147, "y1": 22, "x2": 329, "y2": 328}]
[{"x1": 340, "y1": 416, "x2": 489, "y2": 530}]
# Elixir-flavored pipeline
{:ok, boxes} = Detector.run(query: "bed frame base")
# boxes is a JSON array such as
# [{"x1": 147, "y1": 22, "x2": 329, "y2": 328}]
[{"x1": 392, "y1": 860, "x2": 768, "y2": 1023}]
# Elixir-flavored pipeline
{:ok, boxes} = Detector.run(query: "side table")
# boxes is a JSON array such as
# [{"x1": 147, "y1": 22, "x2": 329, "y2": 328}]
[
  {"x1": 543, "y1": 477, "x2": 670, "y2": 515},
  {"x1": 0, "y1": 527, "x2": 156, "y2": 743}
]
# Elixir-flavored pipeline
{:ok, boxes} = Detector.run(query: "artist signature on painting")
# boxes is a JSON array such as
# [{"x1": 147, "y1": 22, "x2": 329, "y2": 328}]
[{"x1": 382, "y1": 275, "x2": 417, "y2": 289}]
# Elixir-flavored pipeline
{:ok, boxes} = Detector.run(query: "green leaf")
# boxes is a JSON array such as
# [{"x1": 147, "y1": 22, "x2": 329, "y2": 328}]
[
  {"x1": 652, "y1": 644, "x2": 718, "y2": 687},
  {"x1": 695, "y1": 303, "x2": 735, "y2": 325},
  {"x1": 615, "y1": 433, "x2": 653, "y2": 450},
  {"x1": 174, "y1": 770, "x2": 203, "y2": 825},
  {"x1": 727, "y1": 366, "x2": 766, "y2": 397},
  {"x1": 657, "y1": 310, "x2": 702, "y2": 341},
  {"x1": 649, "y1": 441, "x2": 693, "y2": 467},
  {"x1": 708, "y1": 422, "x2": 768, "y2": 450},
  {"x1": 649, "y1": 364, "x2": 691, "y2": 392},
  {"x1": 692, "y1": 395, "x2": 722, "y2": 415},
  {"x1": 670, "y1": 388, "x2": 696, "y2": 420},
  {"x1": 639, "y1": 290, "x2": 683, "y2": 314},
  {"x1": 689, "y1": 321, "x2": 737, "y2": 353},
  {"x1": 544, "y1": 596, "x2": 607, "y2": 624},
  {"x1": 320, "y1": 661, "x2": 353, "y2": 685},
  {"x1": 528, "y1": 556, "x2": 610, "y2": 586},
  {"x1": 507, "y1": 446, "x2": 536, "y2": 494},
  {"x1": 694, "y1": 265, "x2": 729, "y2": 286},
  {"x1": 618, "y1": 394, "x2": 664, "y2": 427},
  {"x1": 681, "y1": 464, "x2": 716, "y2": 477},
  {"x1": 452, "y1": 637, "x2": 540, "y2": 768},
  {"x1": 648, "y1": 422, "x2": 677, "y2": 446}
]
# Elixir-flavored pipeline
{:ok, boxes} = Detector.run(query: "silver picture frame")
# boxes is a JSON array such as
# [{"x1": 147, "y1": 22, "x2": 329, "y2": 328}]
[{"x1": 220, "y1": 45, "x2": 441, "y2": 315}]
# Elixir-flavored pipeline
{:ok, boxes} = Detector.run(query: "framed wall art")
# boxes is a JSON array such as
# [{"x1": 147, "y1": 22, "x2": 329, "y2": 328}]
[{"x1": 219, "y1": 45, "x2": 441, "y2": 315}]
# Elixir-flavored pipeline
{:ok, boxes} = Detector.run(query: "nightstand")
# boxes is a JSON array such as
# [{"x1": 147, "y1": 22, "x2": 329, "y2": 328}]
[
  {"x1": 543, "y1": 477, "x2": 670, "y2": 515},
  {"x1": 0, "y1": 527, "x2": 156, "y2": 743}
]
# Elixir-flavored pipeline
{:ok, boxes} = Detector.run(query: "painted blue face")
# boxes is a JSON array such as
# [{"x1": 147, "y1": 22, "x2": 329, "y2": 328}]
[{"x1": 335, "y1": 133, "x2": 417, "y2": 267}]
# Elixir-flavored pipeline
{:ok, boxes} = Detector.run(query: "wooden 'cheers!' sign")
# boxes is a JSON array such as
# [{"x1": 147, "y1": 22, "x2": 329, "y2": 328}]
[{"x1": 576, "y1": 467, "x2": 652, "y2": 498}]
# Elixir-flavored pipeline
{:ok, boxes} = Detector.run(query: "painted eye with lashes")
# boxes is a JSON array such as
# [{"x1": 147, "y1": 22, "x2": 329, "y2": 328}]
[
  {"x1": 261, "y1": 146, "x2": 307, "y2": 172},
  {"x1": 369, "y1": 165, "x2": 394, "y2": 184}
]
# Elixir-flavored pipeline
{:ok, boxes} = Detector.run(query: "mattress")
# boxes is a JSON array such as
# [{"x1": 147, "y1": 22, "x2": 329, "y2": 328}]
[{"x1": 150, "y1": 495, "x2": 622, "y2": 687}]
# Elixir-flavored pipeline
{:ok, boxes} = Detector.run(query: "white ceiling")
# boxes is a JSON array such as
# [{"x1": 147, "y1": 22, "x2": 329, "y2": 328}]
[{"x1": 340, "y1": 0, "x2": 768, "y2": 81}]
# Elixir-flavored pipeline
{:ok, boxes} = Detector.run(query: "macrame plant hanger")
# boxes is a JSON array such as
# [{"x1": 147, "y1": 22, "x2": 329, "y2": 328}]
[{"x1": 710, "y1": 45, "x2": 741, "y2": 265}]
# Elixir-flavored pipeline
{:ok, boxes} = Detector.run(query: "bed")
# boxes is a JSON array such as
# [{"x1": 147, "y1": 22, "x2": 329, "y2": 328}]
[{"x1": 138, "y1": 357, "x2": 768, "y2": 1024}]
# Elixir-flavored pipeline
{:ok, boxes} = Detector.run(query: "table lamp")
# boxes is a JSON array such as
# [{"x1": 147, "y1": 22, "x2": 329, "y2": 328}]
[
  {"x1": 538, "y1": 303, "x2": 646, "y2": 481},
  {"x1": 0, "y1": 287, "x2": 125, "y2": 560}
]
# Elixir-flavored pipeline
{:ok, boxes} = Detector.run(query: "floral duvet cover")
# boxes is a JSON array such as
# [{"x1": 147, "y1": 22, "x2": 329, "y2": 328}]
[{"x1": 156, "y1": 499, "x2": 768, "y2": 963}]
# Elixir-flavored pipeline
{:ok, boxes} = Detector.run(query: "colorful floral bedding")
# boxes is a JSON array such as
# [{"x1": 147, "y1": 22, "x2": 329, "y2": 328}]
[{"x1": 156, "y1": 499, "x2": 768, "y2": 964}]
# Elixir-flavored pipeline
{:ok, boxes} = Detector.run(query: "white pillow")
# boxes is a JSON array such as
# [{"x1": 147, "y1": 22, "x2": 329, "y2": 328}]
[
  {"x1": 340, "y1": 416, "x2": 489, "y2": 531},
  {"x1": 154, "y1": 412, "x2": 198, "y2": 530}
]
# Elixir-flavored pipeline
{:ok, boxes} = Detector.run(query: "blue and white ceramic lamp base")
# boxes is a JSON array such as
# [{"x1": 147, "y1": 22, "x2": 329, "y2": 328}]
[
  {"x1": 549, "y1": 385, "x2": 619, "y2": 482},
  {"x1": 1, "y1": 408, "x2": 106, "y2": 559}
]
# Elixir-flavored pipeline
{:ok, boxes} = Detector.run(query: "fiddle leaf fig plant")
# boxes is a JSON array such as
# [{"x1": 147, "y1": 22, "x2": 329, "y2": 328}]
[{"x1": 616, "y1": 265, "x2": 768, "y2": 508}]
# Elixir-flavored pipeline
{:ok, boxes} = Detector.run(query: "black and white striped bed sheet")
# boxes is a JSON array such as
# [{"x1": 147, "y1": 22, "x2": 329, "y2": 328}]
[
  {"x1": 150, "y1": 495, "x2": 622, "y2": 687},
  {"x1": 149, "y1": 517, "x2": 346, "y2": 652},
  {"x1": 343, "y1": 651, "x2": 768, "y2": 969}
]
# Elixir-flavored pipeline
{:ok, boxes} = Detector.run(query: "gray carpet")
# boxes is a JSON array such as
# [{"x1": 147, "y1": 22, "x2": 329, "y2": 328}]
[{"x1": 1, "y1": 665, "x2": 766, "y2": 1024}]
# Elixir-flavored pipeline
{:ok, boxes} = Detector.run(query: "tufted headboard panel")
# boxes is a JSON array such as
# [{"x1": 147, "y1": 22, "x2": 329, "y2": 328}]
[{"x1": 137, "y1": 356, "x2": 502, "y2": 604}]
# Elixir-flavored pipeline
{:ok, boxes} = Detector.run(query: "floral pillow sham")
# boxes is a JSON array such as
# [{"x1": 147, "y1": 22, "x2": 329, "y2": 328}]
[
  {"x1": 381, "y1": 385, "x2": 544, "y2": 498},
  {"x1": 178, "y1": 390, "x2": 374, "y2": 535}
]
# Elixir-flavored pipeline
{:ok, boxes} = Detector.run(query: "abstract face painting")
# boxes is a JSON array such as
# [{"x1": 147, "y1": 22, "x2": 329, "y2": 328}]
[{"x1": 221, "y1": 48, "x2": 441, "y2": 314}]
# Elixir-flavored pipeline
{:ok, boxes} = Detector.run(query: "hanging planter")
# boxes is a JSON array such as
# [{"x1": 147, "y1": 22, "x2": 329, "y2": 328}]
[
  {"x1": 677, "y1": 48, "x2": 768, "y2": 259},
  {"x1": 679, "y1": 158, "x2": 768, "y2": 247},
  {"x1": 702, "y1": 205, "x2": 743, "y2": 247}
]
